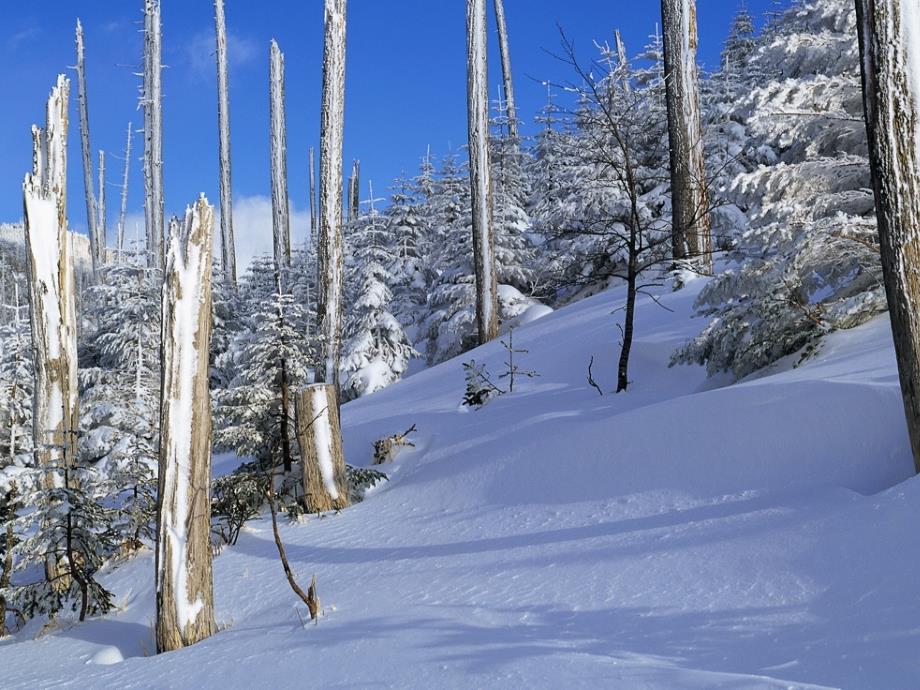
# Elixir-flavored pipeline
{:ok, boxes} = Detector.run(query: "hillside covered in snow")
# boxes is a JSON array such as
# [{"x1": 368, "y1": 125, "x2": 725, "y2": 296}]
[{"x1": 1, "y1": 276, "x2": 916, "y2": 689}]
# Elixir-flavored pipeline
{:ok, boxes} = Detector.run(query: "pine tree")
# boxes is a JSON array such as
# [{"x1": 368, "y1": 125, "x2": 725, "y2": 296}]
[
  {"x1": 675, "y1": 0, "x2": 881, "y2": 379},
  {"x1": 215, "y1": 258, "x2": 316, "y2": 474},
  {"x1": 341, "y1": 207, "x2": 416, "y2": 401}
]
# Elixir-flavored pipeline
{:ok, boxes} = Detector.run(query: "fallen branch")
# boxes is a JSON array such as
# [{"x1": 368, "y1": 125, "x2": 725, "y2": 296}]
[
  {"x1": 266, "y1": 486, "x2": 318, "y2": 622},
  {"x1": 587, "y1": 355, "x2": 604, "y2": 397}
]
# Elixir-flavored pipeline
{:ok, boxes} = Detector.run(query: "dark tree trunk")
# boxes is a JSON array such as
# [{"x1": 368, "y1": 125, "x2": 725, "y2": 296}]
[{"x1": 856, "y1": 0, "x2": 920, "y2": 473}]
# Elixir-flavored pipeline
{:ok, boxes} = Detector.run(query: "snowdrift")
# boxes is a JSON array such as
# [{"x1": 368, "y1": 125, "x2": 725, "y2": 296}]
[{"x1": 1, "y1": 278, "x2": 917, "y2": 689}]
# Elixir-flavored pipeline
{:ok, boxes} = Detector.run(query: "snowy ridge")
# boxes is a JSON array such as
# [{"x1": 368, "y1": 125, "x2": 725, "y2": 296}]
[{"x1": 1, "y1": 277, "x2": 917, "y2": 688}]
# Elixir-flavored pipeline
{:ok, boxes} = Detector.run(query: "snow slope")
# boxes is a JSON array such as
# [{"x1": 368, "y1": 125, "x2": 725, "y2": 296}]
[{"x1": 2, "y1": 277, "x2": 918, "y2": 689}]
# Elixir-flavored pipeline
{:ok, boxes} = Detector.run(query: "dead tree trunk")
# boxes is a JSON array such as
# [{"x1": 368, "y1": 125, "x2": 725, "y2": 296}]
[
  {"x1": 661, "y1": 0, "x2": 712, "y2": 275},
  {"x1": 615, "y1": 29, "x2": 631, "y2": 93},
  {"x1": 296, "y1": 384, "x2": 348, "y2": 513},
  {"x1": 75, "y1": 20, "x2": 100, "y2": 281},
  {"x1": 466, "y1": 0, "x2": 499, "y2": 345},
  {"x1": 97, "y1": 150, "x2": 106, "y2": 261},
  {"x1": 23, "y1": 76, "x2": 79, "y2": 477},
  {"x1": 308, "y1": 146, "x2": 318, "y2": 249},
  {"x1": 856, "y1": 0, "x2": 920, "y2": 473},
  {"x1": 215, "y1": 0, "x2": 237, "y2": 287},
  {"x1": 117, "y1": 122, "x2": 132, "y2": 263},
  {"x1": 492, "y1": 0, "x2": 518, "y2": 141},
  {"x1": 317, "y1": 0, "x2": 348, "y2": 388},
  {"x1": 143, "y1": 0, "x2": 164, "y2": 270},
  {"x1": 156, "y1": 195, "x2": 217, "y2": 653},
  {"x1": 270, "y1": 40, "x2": 291, "y2": 277}
]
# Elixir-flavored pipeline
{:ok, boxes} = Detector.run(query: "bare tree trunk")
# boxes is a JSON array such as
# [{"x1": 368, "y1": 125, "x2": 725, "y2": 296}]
[
  {"x1": 270, "y1": 40, "x2": 291, "y2": 277},
  {"x1": 143, "y1": 0, "x2": 164, "y2": 270},
  {"x1": 23, "y1": 76, "x2": 79, "y2": 475},
  {"x1": 347, "y1": 159, "x2": 360, "y2": 221},
  {"x1": 0, "y1": 520, "x2": 12, "y2": 637},
  {"x1": 117, "y1": 122, "x2": 132, "y2": 263},
  {"x1": 856, "y1": 0, "x2": 920, "y2": 473},
  {"x1": 75, "y1": 20, "x2": 100, "y2": 282},
  {"x1": 308, "y1": 146, "x2": 317, "y2": 249},
  {"x1": 296, "y1": 384, "x2": 349, "y2": 513},
  {"x1": 466, "y1": 0, "x2": 499, "y2": 345},
  {"x1": 492, "y1": 0, "x2": 518, "y2": 141},
  {"x1": 661, "y1": 0, "x2": 712, "y2": 275},
  {"x1": 615, "y1": 29, "x2": 631, "y2": 93},
  {"x1": 215, "y1": 0, "x2": 237, "y2": 287},
  {"x1": 97, "y1": 150, "x2": 106, "y2": 262},
  {"x1": 317, "y1": 0, "x2": 348, "y2": 388},
  {"x1": 24, "y1": 78, "x2": 79, "y2": 590},
  {"x1": 156, "y1": 195, "x2": 217, "y2": 653}
]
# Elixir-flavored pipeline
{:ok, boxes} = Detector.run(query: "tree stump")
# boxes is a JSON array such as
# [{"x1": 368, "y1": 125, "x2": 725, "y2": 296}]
[
  {"x1": 156, "y1": 196, "x2": 217, "y2": 653},
  {"x1": 296, "y1": 384, "x2": 348, "y2": 513}
]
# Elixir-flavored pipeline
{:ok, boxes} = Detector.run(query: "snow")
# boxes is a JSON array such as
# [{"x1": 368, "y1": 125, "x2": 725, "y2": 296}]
[
  {"x1": 312, "y1": 385, "x2": 340, "y2": 501},
  {"x1": 1, "y1": 277, "x2": 918, "y2": 688}
]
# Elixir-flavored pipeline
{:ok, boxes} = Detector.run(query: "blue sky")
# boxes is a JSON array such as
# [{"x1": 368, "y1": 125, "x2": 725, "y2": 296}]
[{"x1": 0, "y1": 0, "x2": 781, "y2": 266}]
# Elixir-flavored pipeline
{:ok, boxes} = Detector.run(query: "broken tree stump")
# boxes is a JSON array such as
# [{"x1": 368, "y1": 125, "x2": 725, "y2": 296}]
[{"x1": 296, "y1": 383, "x2": 348, "y2": 513}]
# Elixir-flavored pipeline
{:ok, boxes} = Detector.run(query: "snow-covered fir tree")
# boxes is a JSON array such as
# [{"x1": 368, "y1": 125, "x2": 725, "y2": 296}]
[
  {"x1": 340, "y1": 203, "x2": 416, "y2": 401},
  {"x1": 78, "y1": 263, "x2": 161, "y2": 549},
  {"x1": 674, "y1": 0, "x2": 882, "y2": 379},
  {"x1": 214, "y1": 257, "x2": 316, "y2": 474}
]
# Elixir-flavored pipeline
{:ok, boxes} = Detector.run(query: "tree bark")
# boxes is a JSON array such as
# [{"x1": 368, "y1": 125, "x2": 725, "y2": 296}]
[
  {"x1": 143, "y1": 0, "x2": 164, "y2": 270},
  {"x1": 23, "y1": 78, "x2": 79, "y2": 590},
  {"x1": 23, "y1": 76, "x2": 79, "y2": 475},
  {"x1": 492, "y1": 0, "x2": 519, "y2": 141},
  {"x1": 270, "y1": 40, "x2": 291, "y2": 278},
  {"x1": 215, "y1": 0, "x2": 237, "y2": 287},
  {"x1": 661, "y1": 0, "x2": 712, "y2": 275},
  {"x1": 75, "y1": 20, "x2": 100, "y2": 282},
  {"x1": 308, "y1": 146, "x2": 317, "y2": 250},
  {"x1": 97, "y1": 150, "x2": 106, "y2": 262},
  {"x1": 117, "y1": 121, "x2": 132, "y2": 263},
  {"x1": 856, "y1": 0, "x2": 920, "y2": 473},
  {"x1": 317, "y1": 0, "x2": 348, "y2": 388},
  {"x1": 296, "y1": 384, "x2": 349, "y2": 513},
  {"x1": 467, "y1": 0, "x2": 499, "y2": 345},
  {"x1": 156, "y1": 195, "x2": 217, "y2": 653},
  {"x1": 615, "y1": 29, "x2": 631, "y2": 93}
]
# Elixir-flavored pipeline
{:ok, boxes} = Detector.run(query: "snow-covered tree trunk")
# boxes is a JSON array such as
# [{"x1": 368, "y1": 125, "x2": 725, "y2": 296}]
[
  {"x1": 156, "y1": 195, "x2": 217, "y2": 653},
  {"x1": 661, "y1": 0, "x2": 712, "y2": 275},
  {"x1": 317, "y1": 0, "x2": 347, "y2": 387},
  {"x1": 856, "y1": 0, "x2": 920, "y2": 474},
  {"x1": 270, "y1": 40, "x2": 291, "y2": 277},
  {"x1": 117, "y1": 121, "x2": 132, "y2": 263},
  {"x1": 143, "y1": 0, "x2": 164, "y2": 270},
  {"x1": 75, "y1": 20, "x2": 100, "y2": 281},
  {"x1": 296, "y1": 383, "x2": 348, "y2": 513},
  {"x1": 215, "y1": 0, "x2": 237, "y2": 287},
  {"x1": 309, "y1": 146, "x2": 317, "y2": 248},
  {"x1": 492, "y1": 0, "x2": 518, "y2": 141},
  {"x1": 23, "y1": 76, "x2": 79, "y2": 476},
  {"x1": 97, "y1": 150, "x2": 106, "y2": 260},
  {"x1": 615, "y1": 29, "x2": 631, "y2": 93},
  {"x1": 466, "y1": 0, "x2": 499, "y2": 344}
]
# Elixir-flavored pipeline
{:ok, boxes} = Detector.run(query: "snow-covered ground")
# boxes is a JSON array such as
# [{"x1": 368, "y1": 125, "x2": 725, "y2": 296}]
[{"x1": 2, "y1": 277, "x2": 917, "y2": 689}]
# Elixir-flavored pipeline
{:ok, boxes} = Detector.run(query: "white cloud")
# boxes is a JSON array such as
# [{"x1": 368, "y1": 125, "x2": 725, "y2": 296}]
[
  {"x1": 185, "y1": 28, "x2": 258, "y2": 82},
  {"x1": 225, "y1": 195, "x2": 312, "y2": 273},
  {"x1": 102, "y1": 196, "x2": 310, "y2": 272}
]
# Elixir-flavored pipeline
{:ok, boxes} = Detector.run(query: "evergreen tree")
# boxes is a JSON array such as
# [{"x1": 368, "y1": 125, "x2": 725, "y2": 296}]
[
  {"x1": 341, "y1": 208, "x2": 416, "y2": 401},
  {"x1": 215, "y1": 258, "x2": 316, "y2": 474},
  {"x1": 675, "y1": 0, "x2": 881, "y2": 379}
]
